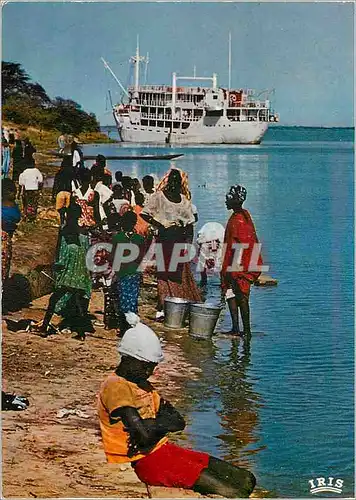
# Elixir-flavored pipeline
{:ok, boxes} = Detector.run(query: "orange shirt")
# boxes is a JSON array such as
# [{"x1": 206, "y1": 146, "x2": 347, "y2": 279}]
[
  {"x1": 134, "y1": 205, "x2": 149, "y2": 237},
  {"x1": 97, "y1": 373, "x2": 167, "y2": 463}
]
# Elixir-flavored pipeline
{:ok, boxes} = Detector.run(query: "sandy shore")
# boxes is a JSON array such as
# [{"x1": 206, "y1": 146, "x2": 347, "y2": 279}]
[
  {"x1": 3, "y1": 126, "x2": 273, "y2": 497},
  {"x1": 2, "y1": 280, "x2": 207, "y2": 498},
  {"x1": 3, "y1": 276, "x2": 270, "y2": 498}
]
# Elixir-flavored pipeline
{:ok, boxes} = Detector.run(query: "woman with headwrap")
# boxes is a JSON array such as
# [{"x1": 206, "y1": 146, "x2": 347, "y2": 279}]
[
  {"x1": 141, "y1": 168, "x2": 201, "y2": 320},
  {"x1": 37, "y1": 198, "x2": 93, "y2": 339},
  {"x1": 221, "y1": 185, "x2": 263, "y2": 337},
  {"x1": 155, "y1": 167, "x2": 191, "y2": 200}
]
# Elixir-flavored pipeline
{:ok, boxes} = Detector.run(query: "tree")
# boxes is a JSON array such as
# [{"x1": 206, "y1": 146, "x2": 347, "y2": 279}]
[
  {"x1": 2, "y1": 61, "x2": 100, "y2": 133},
  {"x1": 2, "y1": 95, "x2": 39, "y2": 126},
  {"x1": 2, "y1": 61, "x2": 51, "y2": 105},
  {"x1": 51, "y1": 97, "x2": 100, "y2": 135}
]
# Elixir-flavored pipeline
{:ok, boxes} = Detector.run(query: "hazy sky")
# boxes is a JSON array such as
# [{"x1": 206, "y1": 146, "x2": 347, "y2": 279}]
[{"x1": 2, "y1": 1, "x2": 354, "y2": 127}]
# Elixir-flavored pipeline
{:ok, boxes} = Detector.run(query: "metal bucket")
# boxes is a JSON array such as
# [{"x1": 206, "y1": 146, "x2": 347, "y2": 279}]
[
  {"x1": 164, "y1": 297, "x2": 190, "y2": 329},
  {"x1": 189, "y1": 303, "x2": 222, "y2": 339}
]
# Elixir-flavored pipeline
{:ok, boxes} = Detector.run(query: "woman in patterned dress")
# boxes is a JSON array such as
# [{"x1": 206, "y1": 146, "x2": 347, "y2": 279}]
[
  {"x1": 39, "y1": 198, "x2": 93, "y2": 339},
  {"x1": 111, "y1": 210, "x2": 145, "y2": 334},
  {"x1": 141, "y1": 168, "x2": 202, "y2": 320}
]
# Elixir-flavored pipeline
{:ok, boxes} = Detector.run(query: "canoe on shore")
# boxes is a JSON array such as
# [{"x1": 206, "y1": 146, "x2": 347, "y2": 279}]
[{"x1": 48, "y1": 150, "x2": 183, "y2": 161}]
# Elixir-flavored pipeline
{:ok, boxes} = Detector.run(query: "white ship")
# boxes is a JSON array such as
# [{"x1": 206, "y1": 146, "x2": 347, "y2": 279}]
[{"x1": 103, "y1": 38, "x2": 279, "y2": 145}]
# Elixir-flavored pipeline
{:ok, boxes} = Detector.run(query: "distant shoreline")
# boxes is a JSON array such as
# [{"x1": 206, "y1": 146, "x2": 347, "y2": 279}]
[
  {"x1": 100, "y1": 124, "x2": 354, "y2": 131},
  {"x1": 269, "y1": 125, "x2": 354, "y2": 130}
]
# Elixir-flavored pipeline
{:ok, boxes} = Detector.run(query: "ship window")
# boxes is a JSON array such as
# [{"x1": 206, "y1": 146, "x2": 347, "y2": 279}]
[
  {"x1": 133, "y1": 127, "x2": 137, "y2": 130},
  {"x1": 149, "y1": 121, "x2": 156, "y2": 126},
  {"x1": 213, "y1": 95, "x2": 218, "y2": 100},
  {"x1": 141, "y1": 120, "x2": 148, "y2": 126},
  {"x1": 206, "y1": 109, "x2": 223, "y2": 117},
  {"x1": 173, "y1": 122, "x2": 180, "y2": 129},
  {"x1": 157, "y1": 121, "x2": 164, "y2": 128}
]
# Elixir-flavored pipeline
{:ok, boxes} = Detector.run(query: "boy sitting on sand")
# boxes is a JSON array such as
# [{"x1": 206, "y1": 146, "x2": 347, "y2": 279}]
[{"x1": 98, "y1": 315, "x2": 256, "y2": 498}]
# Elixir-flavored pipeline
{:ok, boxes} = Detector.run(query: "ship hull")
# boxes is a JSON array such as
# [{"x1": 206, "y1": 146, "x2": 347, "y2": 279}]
[{"x1": 116, "y1": 115, "x2": 268, "y2": 145}]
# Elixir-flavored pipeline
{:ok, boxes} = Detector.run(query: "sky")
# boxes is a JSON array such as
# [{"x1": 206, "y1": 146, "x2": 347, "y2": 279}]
[{"x1": 2, "y1": 1, "x2": 354, "y2": 127}]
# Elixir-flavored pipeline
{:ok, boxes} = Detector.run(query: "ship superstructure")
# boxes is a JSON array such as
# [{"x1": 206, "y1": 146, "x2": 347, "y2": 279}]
[{"x1": 103, "y1": 38, "x2": 278, "y2": 145}]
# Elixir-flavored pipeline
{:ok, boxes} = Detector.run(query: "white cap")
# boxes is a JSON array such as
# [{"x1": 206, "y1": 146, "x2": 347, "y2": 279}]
[
  {"x1": 197, "y1": 222, "x2": 225, "y2": 244},
  {"x1": 118, "y1": 313, "x2": 164, "y2": 363}
]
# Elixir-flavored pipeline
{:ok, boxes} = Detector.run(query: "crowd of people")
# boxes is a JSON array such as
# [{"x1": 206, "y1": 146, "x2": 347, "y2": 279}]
[
  {"x1": 38, "y1": 152, "x2": 207, "y2": 339},
  {"x1": 2, "y1": 134, "x2": 263, "y2": 494},
  {"x1": 2, "y1": 127, "x2": 43, "y2": 221},
  {"x1": 2, "y1": 134, "x2": 263, "y2": 339}
]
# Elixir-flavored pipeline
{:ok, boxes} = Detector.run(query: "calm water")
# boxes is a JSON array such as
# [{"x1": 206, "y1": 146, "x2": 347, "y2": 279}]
[{"x1": 84, "y1": 127, "x2": 354, "y2": 497}]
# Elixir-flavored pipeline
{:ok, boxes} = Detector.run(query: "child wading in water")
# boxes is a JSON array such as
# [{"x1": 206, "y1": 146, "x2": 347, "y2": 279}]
[{"x1": 98, "y1": 316, "x2": 256, "y2": 498}]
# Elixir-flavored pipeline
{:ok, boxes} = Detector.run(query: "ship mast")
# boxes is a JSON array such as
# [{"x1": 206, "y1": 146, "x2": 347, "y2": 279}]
[
  {"x1": 130, "y1": 35, "x2": 149, "y2": 94},
  {"x1": 144, "y1": 52, "x2": 149, "y2": 84},
  {"x1": 228, "y1": 31, "x2": 232, "y2": 104},
  {"x1": 134, "y1": 35, "x2": 140, "y2": 92}
]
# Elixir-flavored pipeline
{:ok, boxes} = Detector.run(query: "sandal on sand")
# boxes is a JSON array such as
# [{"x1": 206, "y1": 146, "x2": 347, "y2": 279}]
[
  {"x1": 2, "y1": 392, "x2": 29, "y2": 411},
  {"x1": 32, "y1": 321, "x2": 58, "y2": 337}
]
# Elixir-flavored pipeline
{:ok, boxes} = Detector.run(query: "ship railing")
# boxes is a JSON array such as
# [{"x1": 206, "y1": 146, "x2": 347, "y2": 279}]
[
  {"x1": 138, "y1": 100, "x2": 205, "y2": 109},
  {"x1": 134, "y1": 85, "x2": 171, "y2": 92},
  {"x1": 140, "y1": 113, "x2": 201, "y2": 122},
  {"x1": 131, "y1": 85, "x2": 209, "y2": 95},
  {"x1": 140, "y1": 101, "x2": 169, "y2": 106},
  {"x1": 244, "y1": 99, "x2": 270, "y2": 107}
]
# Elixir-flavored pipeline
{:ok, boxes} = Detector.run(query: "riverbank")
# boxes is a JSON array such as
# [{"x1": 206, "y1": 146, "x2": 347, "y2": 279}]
[
  {"x1": 2, "y1": 283, "x2": 201, "y2": 498},
  {"x1": 2, "y1": 280, "x2": 268, "y2": 498},
  {"x1": 3, "y1": 121, "x2": 116, "y2": 175},
  {"x1": 3, "y1": 121, "x2": 116, "y2": 301},
  {"x1": 3, "y1": 130, "x2": 274, "y2": 497}
]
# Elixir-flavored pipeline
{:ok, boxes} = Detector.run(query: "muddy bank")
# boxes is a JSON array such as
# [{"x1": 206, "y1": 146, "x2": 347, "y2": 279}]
[
  {"x1": 2, "y1": 278, "x2": 269, "y2": 498},
  {"x1": 2, "y1": 281, "x2": 205, "y2": 499},
  {"x1": 4, "y1": 194, "x2": 59, "y2": 310}
]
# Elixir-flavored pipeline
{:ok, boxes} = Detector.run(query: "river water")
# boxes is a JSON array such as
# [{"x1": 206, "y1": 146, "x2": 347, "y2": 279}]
[{"x1": 82, "y1": 127, "x2": 354, "y2": 497}]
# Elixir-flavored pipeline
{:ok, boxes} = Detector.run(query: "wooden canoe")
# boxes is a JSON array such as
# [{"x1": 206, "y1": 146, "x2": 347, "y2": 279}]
[{"x1": 48, "y1": 151, "x2": 183, "y2": 161}]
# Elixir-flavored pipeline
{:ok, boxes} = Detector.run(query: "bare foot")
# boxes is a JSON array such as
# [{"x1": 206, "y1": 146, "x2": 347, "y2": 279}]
[{"x1": 220, "y1": 330, "x2": 243, "y2": 337}]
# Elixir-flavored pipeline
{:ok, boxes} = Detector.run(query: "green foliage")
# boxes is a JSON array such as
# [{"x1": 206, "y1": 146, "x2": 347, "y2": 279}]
[
  {"x1": 2, "y1": 61, "x2": 100, "y2": 133},
  {"x1": 2, "y1": 62, "x2": 51, "y2": 105},
  {"x1": 51, "y1": 97, "x2": 99, "y2": 135}
]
